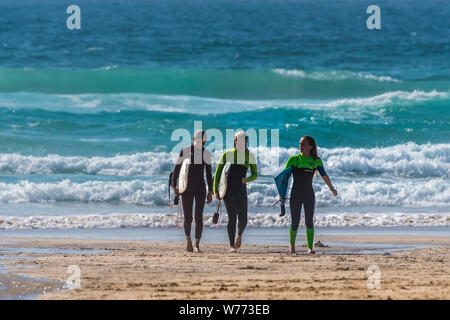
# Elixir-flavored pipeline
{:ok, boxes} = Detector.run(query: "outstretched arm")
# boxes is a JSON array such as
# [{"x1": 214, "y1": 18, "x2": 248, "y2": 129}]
[
  {"x1": 321, "y1": 174, "x2": 338, "y2": 196},
  {"x1": 315, "y1": 159, "x2": 337, "y2": 197}
]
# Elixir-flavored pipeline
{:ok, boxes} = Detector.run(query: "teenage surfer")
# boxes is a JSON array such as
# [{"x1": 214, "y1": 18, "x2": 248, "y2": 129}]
[
  {"x1": 285, "y1": 136, "x2": 337, "y2": 254},
  {"x1": 213, "y1": 131, "x2": 258, "y2": 252},
  {"x1": 172, "y1": 130, "x2": 213, "y2": 253}
]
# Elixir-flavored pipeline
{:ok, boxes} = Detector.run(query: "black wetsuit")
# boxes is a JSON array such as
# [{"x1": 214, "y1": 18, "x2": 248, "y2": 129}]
[
  {"x1": 223, "y1": 164, "x2": 249, "y2": 247},
  {"x1": 286, "y1": 153, "x2": 327, "y2": 230},
  {"x1": 213, "y1": 149, "x2": 257, "y2": 247},
  {"x1": 290, "y1": 166, "x2": 316, "y2": 229},
  {"x1": 172, "y1": 145, "x2": 213, "y2": 239},
  {"x1": 285, "y1": 153, "x2": 327, "y2": 248}
]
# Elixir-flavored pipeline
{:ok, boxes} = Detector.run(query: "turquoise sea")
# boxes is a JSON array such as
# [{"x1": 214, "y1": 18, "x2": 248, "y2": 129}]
[{"x1": 0, "y1": 0, "x2": 448, "y2": 229}]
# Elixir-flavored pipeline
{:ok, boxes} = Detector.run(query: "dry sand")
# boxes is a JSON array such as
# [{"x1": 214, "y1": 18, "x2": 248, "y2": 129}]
[{"x1": 0, "y1": 234, "x2": 448, "y2": 300}]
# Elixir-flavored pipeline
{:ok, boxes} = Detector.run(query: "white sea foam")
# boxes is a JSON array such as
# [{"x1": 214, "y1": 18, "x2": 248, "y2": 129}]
[
  {"x1": 272, "y1": 69, "x2": 402, "y2": 83},
  {"x1": 247, "y1": 178, "x2": 450, "y2": 208},
  {"x1": 0, "y1": 212, "x2": 447, "y2": 229},
  {"x1": 87, "y1": 47, "x2": 104, "y2": 52},
  {"x1": 0, "y1": 176, "x2": 447, "y2": 208},
  {"x1": 96, "y1": 65, "x2": 118, "y2": 70},
  {"x1": 250, "y1": 142, "x2": 450, "y2": 177},
  {"x1": 0, "y1": 180, "x2": 168, "y2": 206},
  {"x1": 317, "y1": 142, "x2": 450, "y2": 178},
  {"x1": 0, "y1": 142, "x2": 448, "y2": 178},
  {"x1": 0, "y1": 90, "x2": 447, "y2": 115},
  {"x1": 0, "y1": 152, "x2": 177, "y2": 176},
  {"x1": 319, "y1": 90, "x2": 448, "y2": 108}
]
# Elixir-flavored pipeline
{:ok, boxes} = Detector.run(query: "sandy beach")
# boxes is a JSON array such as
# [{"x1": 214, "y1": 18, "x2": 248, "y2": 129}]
[{"x1": 0, "y1": 234, "x2": 448, "y2": 300}]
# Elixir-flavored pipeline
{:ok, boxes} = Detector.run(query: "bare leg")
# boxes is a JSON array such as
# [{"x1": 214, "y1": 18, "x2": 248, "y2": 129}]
[
  {"x1": 290, "y1": 244, "x2": 296, "y2": 254},
  {"x1": 194, "y1": 238, "x2": 201, "y2": 253},
  {"x1": 186, "y1": 236, "x2": 193, "y2": 252},
  {"x1": 234, "y1": 235, "x2": 242, "y2": 250}
]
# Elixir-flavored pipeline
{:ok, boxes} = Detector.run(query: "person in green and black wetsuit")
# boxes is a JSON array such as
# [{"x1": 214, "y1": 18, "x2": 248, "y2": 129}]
[
  {"x1": 213, "y1": 131, "x2": 258, "y2": 252},
  {"x1": 285, "y1": 136, "x2": 338, "y2": 254}
]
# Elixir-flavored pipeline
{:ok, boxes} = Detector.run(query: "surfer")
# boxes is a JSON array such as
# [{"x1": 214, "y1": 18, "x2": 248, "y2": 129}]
[
  {"x1": 172, "y1": 130, "x2": 213, "y2": 253},
  {"x1": 285, "y1": 136, "x2": 337, "y2": 254},
  {"x1": 213, "y1": 131, "x2": 258, "y2": 252}
]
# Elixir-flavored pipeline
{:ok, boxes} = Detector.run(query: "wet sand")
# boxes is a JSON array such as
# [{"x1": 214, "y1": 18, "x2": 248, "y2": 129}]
[{"x1": 0, "y1": 234, "x2": 448, "y2": 300}]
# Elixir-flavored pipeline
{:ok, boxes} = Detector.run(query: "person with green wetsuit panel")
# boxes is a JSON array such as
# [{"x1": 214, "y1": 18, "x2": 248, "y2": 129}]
[
  {"x1": 213, "y1": 131, "x2": 258, "y2": 252},
  {"x1": 285, "y1": 136, "x2": 338, "y2": 254}
]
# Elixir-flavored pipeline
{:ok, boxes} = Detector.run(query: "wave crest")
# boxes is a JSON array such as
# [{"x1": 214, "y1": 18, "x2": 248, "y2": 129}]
[
  {"x1": 272, "y1": 69, "x2": 402, "y2": 83},
  {"x1": 0, "y1": 176, "x2": 448, "y2": 208},
  {"x1": 0, "y1": 212, "x2": 447, "y2": 229},
  {"x1": 1, "y1": 142, "x2": 447, "y2": 178}
]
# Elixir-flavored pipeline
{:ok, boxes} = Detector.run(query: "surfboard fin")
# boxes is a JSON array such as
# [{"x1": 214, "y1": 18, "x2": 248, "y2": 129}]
[
  {"x1": 272, "y1": 200, "x2": 286, "y2": 217},
  {"x1": 213, "y1": 199, "x2": 221, "y2": 224},
  {"x1": 280, "y1": 203, "x2": 286, "y2": 217}
]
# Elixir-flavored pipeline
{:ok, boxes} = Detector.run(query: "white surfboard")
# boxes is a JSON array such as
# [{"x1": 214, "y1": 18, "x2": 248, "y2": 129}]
[
  {"x1": 177, "y1": 158, "x2": 191, "y2": 194},
  {"x1": 218, "y1": 162, "x2": 231, "y2": 199}
]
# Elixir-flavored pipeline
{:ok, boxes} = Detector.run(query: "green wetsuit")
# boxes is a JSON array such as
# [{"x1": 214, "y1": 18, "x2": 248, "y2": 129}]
[
  {"x1": 214, "y1": 149, "x2": 257, "y2": 247},
  {"x1": 285, "y1": 153, "x2": 327, "y2": 249}
]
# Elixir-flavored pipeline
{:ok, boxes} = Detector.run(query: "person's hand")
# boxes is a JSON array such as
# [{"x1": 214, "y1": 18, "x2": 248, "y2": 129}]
[
  {"x1": 214, "y1": 192, "x2": 220, "y2": 199},
  {"x1": 206, "y1": 191, "x2": 213, "y2": 203},
  {"x1": 241, "y1": 178, "x2": 247, "y2": 184},
  {"x1": 174, "y1": 187, "x2": 179, "y2": 195},
  {"x1": 330, "y1": 188, "x2": 338, "y2": 197}
]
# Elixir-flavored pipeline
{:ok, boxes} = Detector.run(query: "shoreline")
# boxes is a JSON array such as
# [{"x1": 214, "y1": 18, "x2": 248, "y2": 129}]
[
  {"x1": 1, "y1": 225, "x2": 448, "y2": 244},
  {"x1": 0, "y1": 233, "x2": 448, "y2": 300}
]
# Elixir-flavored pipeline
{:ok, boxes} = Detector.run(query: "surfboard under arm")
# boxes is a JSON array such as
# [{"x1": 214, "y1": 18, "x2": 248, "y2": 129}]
[
  {"x1": 274, "y1": 167, "x2": 293, "y2": 202},
  {"x1": 177, "y1": 158, "x2": 191, "y2": 194}
]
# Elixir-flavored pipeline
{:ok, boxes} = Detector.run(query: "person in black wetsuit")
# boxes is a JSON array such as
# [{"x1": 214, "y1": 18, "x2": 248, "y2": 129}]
[
  {"x1": 285, "y1": 136, "x2": 338, "y2": 254},
  {"x1": 213, "y1": 131, "x2": 258, "y2": 252},
  {"x1": 172, "y1": 130, "x2": 213, "y2": 252}
]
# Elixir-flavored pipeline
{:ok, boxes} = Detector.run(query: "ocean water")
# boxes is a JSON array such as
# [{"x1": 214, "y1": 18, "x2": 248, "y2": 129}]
[{"x1": 0, "y1": 0, "x2": 448, "y2": 229}]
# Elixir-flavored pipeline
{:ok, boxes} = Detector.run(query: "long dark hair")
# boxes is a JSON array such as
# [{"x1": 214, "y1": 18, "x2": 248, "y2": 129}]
[
  {"x1": 301, "y1": 136, "x2": 319, "y2": 159},
  {"x1": 302, "y1": 136, "x2": 320, "y2": 177}
]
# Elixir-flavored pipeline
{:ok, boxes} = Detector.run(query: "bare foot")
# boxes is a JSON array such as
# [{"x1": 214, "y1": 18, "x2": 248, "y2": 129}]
[
  {"x1": 234, "y1": 235, "x2": 242, "y2": 250},
  {"x1": 229, "y1": 247, "x2": 236, "y2": 253},
  {"x1": 186, "y1": 237, "x2": 193, "y2": 252},
  {"x1": 307, "y1": 248, "x2": 315, "y2": 255},
  {"x1": 194, "y1": 239, "x2": 201, "y2": 253},
  {"x1": 290, "y1": 245, "x2": 296, "y2": 254}
]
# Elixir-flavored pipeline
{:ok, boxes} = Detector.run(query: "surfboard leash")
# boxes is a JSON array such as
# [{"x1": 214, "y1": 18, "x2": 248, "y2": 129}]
[
  {"x1": 175, "y1": 195, "x2": 183, "y2": 229},
  {"x1": 168, "y1": 191, "x2": 173, "y2": 212},
  {"x1": 213, "y1": 199, "x2": 222, "y2": 224},
  {"x1": 272, "y1": 198, "x2": 290, "y2": 217}
]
